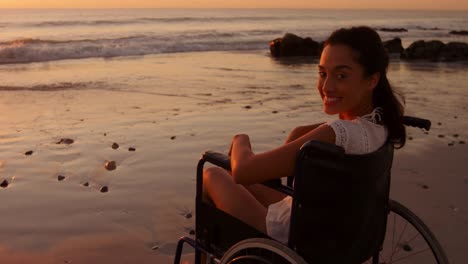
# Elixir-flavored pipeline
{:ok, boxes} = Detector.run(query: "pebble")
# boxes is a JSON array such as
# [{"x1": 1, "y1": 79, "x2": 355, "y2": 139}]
[
  {"x1": 105, "y1": 161, "x2": 117, "y2": 171},
  {"x1": 0, "y1": 179, "x2": 8, "y2": 188},
  {"x1": 185, "y1": 212, "x2": 192, "y2": 219},
  {"x1": 82, "y1": 182, "x2": 89, "y2": 187},
  {"x1": 437, "y1": 134, "x2": 445, "y2": 138},
  {"x1": 402, "y1": 244, "x2": 413, "y2": 252},
  {"x1": 112, "y1": 143, "x2": 119, "y2": 149},
  {"x1": 421, "y1": 184, "x2": 429, "y2": 189},
  {"x1": 100, "y1": 186, "x2": 109, "y2": 193},
  {"x1": 57, "y1": 138, "x2": 74, "y2": 145},
  {"x1": 454, "y1": 116, "x2": 458, "y2": 119},
  {"x1": 57, "y1": 175, "x2": 66, "y2": 181},
  {"x1": 437, "y1": 122, "x2": 442, "y2": 125},
  {"x1": 128, "y1": 147, "x2": 136, "y2": 151},
  {"x1": 460, "y1": 141, "x2": 465, "y2": 144},
  {"x1": 448, "y1": 142, "x2": 454, "y2": 146},
  {"x1": 151, "y1": 245, "x2": 160, "y2": 250},
  {"x1": 25, "y1": 150, "x2": 33, "y2": 156},
  {"x1": 272, "y1": 110, "x2": 278, "y2": 114},
  {"x1": 189, "y1": 230, "x2": 195, "y2": 235},
  {"x1": 171, "y1": 136, "x2": 176, "y2": 140},
  {"x1": 244, "y1": 105, "x2": 252, "y2": 109},
  {"x1": 453, "y1": 134, "x2": 459, "y2": 138},
  {"x1": 408, "y1": 136, "x2": 413, "y2": 140},
  {"x1": 103, "y1": 133, "x2": 107, "y2": 136}
]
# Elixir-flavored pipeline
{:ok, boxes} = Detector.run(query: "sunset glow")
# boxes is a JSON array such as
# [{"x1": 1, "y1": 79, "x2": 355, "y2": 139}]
[{"x1": 0, "y1": 0, "x2": 466, "y2": 10}]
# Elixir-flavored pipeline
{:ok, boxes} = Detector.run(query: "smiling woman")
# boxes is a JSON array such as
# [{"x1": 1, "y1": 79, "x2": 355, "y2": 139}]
[
  {"x1": 0, "y1": 0, "x2": 466, "y2": 9},
  {"x1": 202, "y1": 26, "x2": 403, "y2": 244}
]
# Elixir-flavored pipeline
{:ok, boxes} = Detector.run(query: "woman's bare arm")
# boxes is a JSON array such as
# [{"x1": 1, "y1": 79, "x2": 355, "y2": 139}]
[
  {"x1": 284, "y1": 123, "x2": 325, "y2": 143},
  {"x1": 230, "y1": 124, "x2": 335, "y2": 185}
]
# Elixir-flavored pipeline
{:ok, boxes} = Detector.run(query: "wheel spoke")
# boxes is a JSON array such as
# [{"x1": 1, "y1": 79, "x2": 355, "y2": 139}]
[
  {"x1": 391, "y1": 217, "x2": 409, "y2": 260},
  {"x1": 391, "y1": 212, "x2": 396, "y2": 261}
]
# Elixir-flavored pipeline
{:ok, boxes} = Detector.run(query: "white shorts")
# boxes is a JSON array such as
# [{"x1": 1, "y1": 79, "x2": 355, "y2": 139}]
[{"x1": 265, "y1": 196, "x2": 292, "y2": 244}]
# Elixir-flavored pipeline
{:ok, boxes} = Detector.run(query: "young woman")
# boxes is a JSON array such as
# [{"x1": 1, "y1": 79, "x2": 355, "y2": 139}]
[{"x1": 202, "y1": 26, "x2": 406, "y2": 243}]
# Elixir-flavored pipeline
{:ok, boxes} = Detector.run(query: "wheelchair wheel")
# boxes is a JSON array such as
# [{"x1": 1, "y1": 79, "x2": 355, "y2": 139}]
[
  {"x1": 371, "y1": 199, "x2": 449, "y2": 264},
  {"x1": 220, "y1": 238, "x2": 307, "y2": 264}
]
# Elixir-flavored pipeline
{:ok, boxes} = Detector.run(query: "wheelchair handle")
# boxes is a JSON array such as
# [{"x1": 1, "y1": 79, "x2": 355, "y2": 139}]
[
  {"x1": 403, "y1": 116, "x2": 431, "y2": 131},
  {"x1": 202, "y1": 151, "x2": 231, "y2": 171}
]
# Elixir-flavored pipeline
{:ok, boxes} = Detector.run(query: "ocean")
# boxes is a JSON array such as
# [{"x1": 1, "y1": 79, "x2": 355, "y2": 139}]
[{"x1": 1, "y1": 9, "x2": 467, "y2": 64}]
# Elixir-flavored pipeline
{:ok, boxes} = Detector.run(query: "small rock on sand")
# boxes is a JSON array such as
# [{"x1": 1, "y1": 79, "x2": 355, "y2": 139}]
[
  {"x1": 0, "y1": 179, "x2": 8, "y2": 188},
  {"x1": 449, "y1": 205, "x2": 459, "y2": 212},
  {"x1": 460, "y1": 141, "x2": 465, "y2": 144},
  {"x1": 170, "y1": 136, "x2": 176, "y2": 140},
  {"x1": 112, "y1": 143, "x2": 119, "y2": 149},
  {"x1": 402, "y1": 244, "x2": 413, "y2": 252},
  {"x1": 185, "y1": 212, "x2": 192, "y2": 219},
  {"x1": 57, "y1": 175, "x2": 66, "y2": 181},
  {"x1": 438, "y1": 134, "x2": 445, "y2": 138},
  {"x1": 25, "y1": 150, "x2": 33, "y2": 156},
  {"x1": 244, "y1": 105, "x2": 252, "y2": 109},
  {"x1": 82, "y1": 182, "x2": 89, "y2": 187},
  {"x1": 448, "y1": 142, "x2": 454, "y2": 146},
  {"x1": 421, "y1": 184, "x2": 429, "y2": 189},
  {"x1": 272, "y1": 110, "x2": 278, "y2": 114},
  {"x1": 57, "y1": 138, "x2": 74, "y2": 145},
  {"x1": 105, "y1": 161, "x2": 117, "y2": 171},
  {"x1": 128, "y1": 147, "x2": 136, "y2": 151},
  {"x1": 453, "y1": 134, "x2": 459, "y2": 138},
  {"x1": 151, "y1": 245, "x2": 160, "y2": 250},
  {"x1": 189, "y1": 230, "x2": 195, "y2": 235},
  {"x1": 100, "y1": 186, "x2": 109, "y2": 193},
  {"x1": 408, "y1": 136, "x2": 413, "y2": 140}
]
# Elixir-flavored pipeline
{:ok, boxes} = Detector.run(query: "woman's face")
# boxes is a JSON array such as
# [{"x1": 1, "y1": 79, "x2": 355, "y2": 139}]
[{"x1": 317, "y1": 44, "x2": 376, "y2": 120}]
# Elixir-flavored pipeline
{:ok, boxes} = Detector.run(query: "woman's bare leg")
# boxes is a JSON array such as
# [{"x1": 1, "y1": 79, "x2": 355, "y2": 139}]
[
  {"x1": 244, "y1": 184, "x2": 286, "y2": 208},
  {"x1": 203, "y1": 167, "x2": 267, "y2": 232}
]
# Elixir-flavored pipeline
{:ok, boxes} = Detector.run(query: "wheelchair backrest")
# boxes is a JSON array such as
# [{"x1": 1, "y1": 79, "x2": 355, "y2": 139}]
[{"x1": 289, "y1": 140, "x2": 393, "y2": 264}]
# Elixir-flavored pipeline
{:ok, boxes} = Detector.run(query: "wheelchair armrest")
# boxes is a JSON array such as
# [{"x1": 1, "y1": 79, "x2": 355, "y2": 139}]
[{"x1": 202, "y1": 151, "x2": 232, "y2": 171}]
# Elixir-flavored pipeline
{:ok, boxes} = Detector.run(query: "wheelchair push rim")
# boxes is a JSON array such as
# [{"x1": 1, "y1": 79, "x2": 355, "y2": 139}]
[{"x1": 220, "y1": 238, "x2": 308, "y2": 264}]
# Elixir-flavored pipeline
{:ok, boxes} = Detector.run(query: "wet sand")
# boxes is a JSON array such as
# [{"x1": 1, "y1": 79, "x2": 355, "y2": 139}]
[{"x1": 0, "y1": 51, "x2": 466, "y2": 263}]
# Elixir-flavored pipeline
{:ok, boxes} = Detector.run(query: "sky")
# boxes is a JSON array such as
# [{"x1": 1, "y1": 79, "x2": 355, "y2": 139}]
[{"x1": 0, "y1": 0, "x2": 467, "y2": 10}]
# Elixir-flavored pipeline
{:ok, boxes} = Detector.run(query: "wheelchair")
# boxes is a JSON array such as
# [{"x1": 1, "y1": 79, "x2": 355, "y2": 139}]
[{"x1": 174, "y1": 116, "x2": 449, "y2": 264}]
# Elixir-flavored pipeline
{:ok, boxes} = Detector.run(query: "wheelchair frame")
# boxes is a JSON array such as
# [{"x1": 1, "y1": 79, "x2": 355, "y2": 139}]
[{"x1": 174, "y1": 116, "x2": 449, "y2": 264}]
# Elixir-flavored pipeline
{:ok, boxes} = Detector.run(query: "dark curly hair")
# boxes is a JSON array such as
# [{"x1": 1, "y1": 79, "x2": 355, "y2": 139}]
[{"x1": 324, "y1": 26, "x2": 406, "y2": 148}]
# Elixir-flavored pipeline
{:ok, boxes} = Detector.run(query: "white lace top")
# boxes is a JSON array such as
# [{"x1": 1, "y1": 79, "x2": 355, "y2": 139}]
[{"x1": 324, "y1": 107, "x2": 388, "y2": 154}]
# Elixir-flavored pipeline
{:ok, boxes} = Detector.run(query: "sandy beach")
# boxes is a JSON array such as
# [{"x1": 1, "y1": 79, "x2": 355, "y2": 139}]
[{"x1": 0, "y1": 49, "x2": 467, "y2": 263}]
